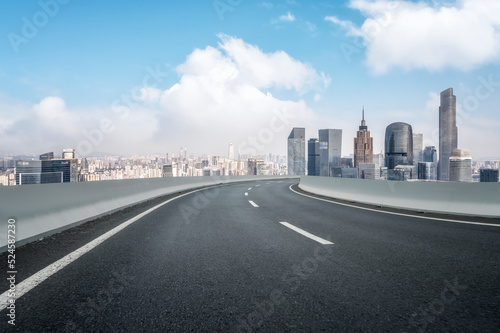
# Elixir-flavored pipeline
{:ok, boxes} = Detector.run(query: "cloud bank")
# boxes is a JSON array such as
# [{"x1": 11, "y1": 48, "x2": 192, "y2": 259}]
[
  {"x1": 0, "y1": 35, "x2": 328, "y2": 157},
  {"x1": 328, "y1": 0, "x2": 500, "y2": 74}
]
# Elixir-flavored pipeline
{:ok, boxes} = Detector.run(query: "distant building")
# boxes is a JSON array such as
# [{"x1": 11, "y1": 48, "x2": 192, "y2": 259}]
[
  {"x1": 358, "y1": 163, "x2": 376, "y2": 179},
  {"x1": 247, "y1": 158, "x2": 265, "y2": 176},
  {"x1": 50, "y1": 159, "x2": 78, "y2": 183},
  {"x1": 438, "y1": 88, "x2": 458, "y2": 181},
  {"x1": 354, "y1": 107, "x2": 373, "y2": 168},
  {"x1": 228, "y1": 142, "x2": 234, "y2": 161},
  {"x1": 341, "y1": 168, "x2": 358, "y2": 178},
  {"x1": 385, "y1": 122, "x2": 413, "y2": 170},
  {"x1": 162, "y1": 164, "x2": 173, "y2": 177},
  {"x1": 307, "y1": 138, "x2": 320, "y2": 176},
  {"x1": 39, "y1": 152, "x2": 54, "y2": 161},
  {"x1": 341, "y1": 157, "x2": 353, "y2": 169},
  {"x1": 373, "y1": 153, "x2": 385, "y2": 168},
  {"x1": 62, "y1": 148, "x2": 76, "y2": 159},
  {"x1": 379, "y1": 167, "x2": 388, "y2": 180},
  {"x1": 418, "y1": 162, "x2": 436, "y2": 180},
  {"x1": 388, "y1": 165, "x2": 416, "y2": 181},
  {"x1": 332, "y1": 167, "x2": 342, "y2": 178},
  {"x1": 80, "y1": 157, "x2": 89, "y2": 173},
  {"x1": 15, "y1": 160, "x2": 68, "y2": 185},
  {"x1": 287, "y1": 128, "x2": 306, "y2": 175},
  {"x1": 480, "y1": 169, "x2": 499, "y2": 182},
  {"x1": 449, "y1": 149, "x2": 471, "y2": 182},
  {"x1": 319, "y1": 129, "x2": 342, "y2": 177},
  {"x1": 423, "y1": 146, "x2": 437, "y2": 163},
  {"x1": 413, "y1": 133, "x2": 423, "y2": 165}
]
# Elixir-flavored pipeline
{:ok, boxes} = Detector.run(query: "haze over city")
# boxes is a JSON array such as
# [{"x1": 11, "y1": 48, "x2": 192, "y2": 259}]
[{"x1": 1, "y1": 0, "x2": 499, "y2": 159}]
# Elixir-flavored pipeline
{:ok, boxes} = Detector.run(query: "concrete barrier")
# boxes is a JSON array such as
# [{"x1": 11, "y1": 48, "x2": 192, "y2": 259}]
[
  {"x1": 299, "y1": 176, "x2": 500, "y2": 218},
  {"x1": 0, "y1": 175, "x2": 295, "y2": 251}
]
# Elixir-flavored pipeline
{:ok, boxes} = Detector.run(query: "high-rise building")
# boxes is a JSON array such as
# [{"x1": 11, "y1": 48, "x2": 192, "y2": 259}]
[
  {"x1": 319, "y1": 129, "x2": 342, "y2": 177},
  {"x1": 480, "y1": 169, "x2": 499, "y2": 182},
  {"x1": 228, "y1": 142, "x2": 234, "y2": 161},
  {"x1": 418, "y1": 162, "x2": 436, "y2": 180},
  {"x1": 438, "y1": 88, "x2": 458, "y2": 181},
  {"x1": 80, "y1": 157, "x2": 89, "y2": 173},
  {"x1": 385, "y1": 122, "x2": 413, "y2": 170},
  {"x1": 354, "y1": 107, "x2": 373, "y2": 168},
  {"x1": 247, "y1": 158, "x2": 265, "y2": 176},
  {"x1": 307, "y1": 138, "x2": 320, "y2": 176},
  {"x1": 62, "y1": 148, "x2": 75, "y2": 159},
  {"x1": 341, "y1": 157, "x2": 353, "y2": 169},
  {"x1": 423, "y1": 146, "x2": 437, "y2": 163},
  {"x1": 412, "y1": 133, "x2": 423, "y2": 165},
  {"x1": 39, "y1": 152, "x2": 54, "y2": 160},
  {"x1": 50, "y1": 159, "x2": 78, "y2": 182},
  {"x1": 341, "y1": 168, "x2": 358, "y2": 178},
  {"x1": 162, "y1": 164, "x2": 173, "y2": 177},
  {"x1": 287, "y1": 128, "x2": 306, "y2": 175},
  {"x1": 15, "y1": 160, "x2": 65, "y2": 185},
  {"x1": 449, "y1": 149, "x2": 471, "y2": 182},
  {"x1": 358, "y1": 163, "x2": 376, "y2": 179}
]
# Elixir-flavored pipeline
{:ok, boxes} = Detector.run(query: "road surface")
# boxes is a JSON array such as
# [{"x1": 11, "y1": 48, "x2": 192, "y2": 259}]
[{"x1": 1, "y1": 179, "x2": 499, "y2": 332}]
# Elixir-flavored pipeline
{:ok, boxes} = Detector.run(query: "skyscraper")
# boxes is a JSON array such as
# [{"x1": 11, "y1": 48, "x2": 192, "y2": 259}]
[
  {"x1": 39, "y1": 152, "x2": 54, "y2": 161},
  {"x1": 385, "y1": 122, "x2": 413, "y2": 170},
  {"x1": 354, "y1": 107, "x2": 373, "y2": 168},
  {"x1": 412, "y1": 133, "x2": 423, "y2": 165},
  {"x1": 319, "y1": 129, "x2": 342, "y2": 177},
  {"x1": 228, "y1": 142, "x2": 234, "y2": 161},
  {"x1": 307, "y1": 138, "x2": 320, "y2": 176},
  {"x1": 449, "y1": 149, "x2": 471, "y2": 182},
  {"x1": 423, "y1": 146, "x2": 437, "y2": 163},
  {"x1": 438, "y1": 88, "x2": 458, "y2": 181},
  {"x1": 287, "y1": 128, "x2": 306, "y2": 175},
  {"x1": 480, "y1": 169, "x2": 499, "y2": 182},
  {"x1": 62, "y1": 148, "x2": 75, "y2": 159}
]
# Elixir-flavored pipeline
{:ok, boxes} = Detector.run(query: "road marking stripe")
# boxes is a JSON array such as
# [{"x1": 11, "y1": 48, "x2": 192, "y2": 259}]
[
  {"x1": 0, "y1": 186, "x2": 219, "y2": 311},
  {"x1": 280, "y1": 222, "x2": 333, "y2": 245},
  {"x1": 248, "y1": 188, "x2": 252, "y2": 191},
  {"x1": 249, "y1": 200, "x2": 259, "y2": 207},
  {"x1": 245, "y1": 192, "x2": 248, "y2": 196},
  {"x1": 289, "y1": 184, "x2": 500, "y2": 227}
]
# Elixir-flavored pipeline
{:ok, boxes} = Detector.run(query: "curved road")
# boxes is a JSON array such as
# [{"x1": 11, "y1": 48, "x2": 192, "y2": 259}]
[{"x1": 1, "y1": 179, "x2": 500, "y2": 332}]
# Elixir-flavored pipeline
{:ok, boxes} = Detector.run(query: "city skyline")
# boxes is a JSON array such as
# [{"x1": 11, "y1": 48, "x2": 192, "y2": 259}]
[{"x1": 1, "y1": 1, "x2": 500, "y2": 160}]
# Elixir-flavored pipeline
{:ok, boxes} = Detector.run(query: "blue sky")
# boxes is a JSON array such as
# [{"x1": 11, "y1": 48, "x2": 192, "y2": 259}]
[{"x1": 1, "y1": 0, "x2": 499, "y2": 159}]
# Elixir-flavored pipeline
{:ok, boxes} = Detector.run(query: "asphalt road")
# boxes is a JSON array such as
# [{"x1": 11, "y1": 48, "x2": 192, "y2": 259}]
[{"x1": 1, "y1": 179, "x2": 500, "y2": 332}]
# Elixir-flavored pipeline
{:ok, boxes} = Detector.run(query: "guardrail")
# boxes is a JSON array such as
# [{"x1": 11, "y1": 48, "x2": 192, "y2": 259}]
[
  {"x1": 0, "y1": 175, "x2": 296, "y2": 251},
  {"x1": 299, "y1": 176, "x2": 500, "y2": 218}
]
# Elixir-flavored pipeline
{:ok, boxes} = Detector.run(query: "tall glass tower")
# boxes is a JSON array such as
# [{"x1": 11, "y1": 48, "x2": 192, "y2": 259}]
[
  {"x1": 319, "y1": 129, "x2": 342, "y2": 177},
  {"x1": 307, "y1": 138, "x2": 320, "y2": 176},
  {"x1": 438, "y1": 88, "x2": 458, "y2": 181},
  {"x1": 287, "y1": 128, "x2": 306, "y2": 175},
  {"x1": 385, "y1": 122, "x2": 413, "y2": 170}
]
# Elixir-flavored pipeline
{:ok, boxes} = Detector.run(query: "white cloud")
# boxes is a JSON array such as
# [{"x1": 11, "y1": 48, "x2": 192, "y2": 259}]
[
  {"x1": 157, "y1": 35, "x2": 326, "y2": 154},
  {"x1": 0, "y1": 36, "x2": 328, "y2": 157},
  {"x1": 272, "y1": 12, "x2": 296, "y2": 24},
  {"x1": 329, "y1": 0, "x2": 500, "y2": 74},
  {"x1": 325, "y1": 16, "x2": 358, "y2": 32}
]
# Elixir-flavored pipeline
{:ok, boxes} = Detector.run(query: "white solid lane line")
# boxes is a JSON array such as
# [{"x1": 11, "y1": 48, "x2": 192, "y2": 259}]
[
  {"x1": 248, "y1": 188, "x2": 252, "y2": 191},
  {"x1": 245, "y1": 192, "x2": 248, "y2": 196},
  {"x1": 0, "y1": 186, "x2": 219, "y2": 311},
  {"x1": 249, "y1": 200, "x2": 259, "y2": 207},
  {"x1": 280, "y1": 222, "x2": 334, "y2": 245},
  {"x1": 289, "y1": 184, "x2": 500, "y2": 227}
]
